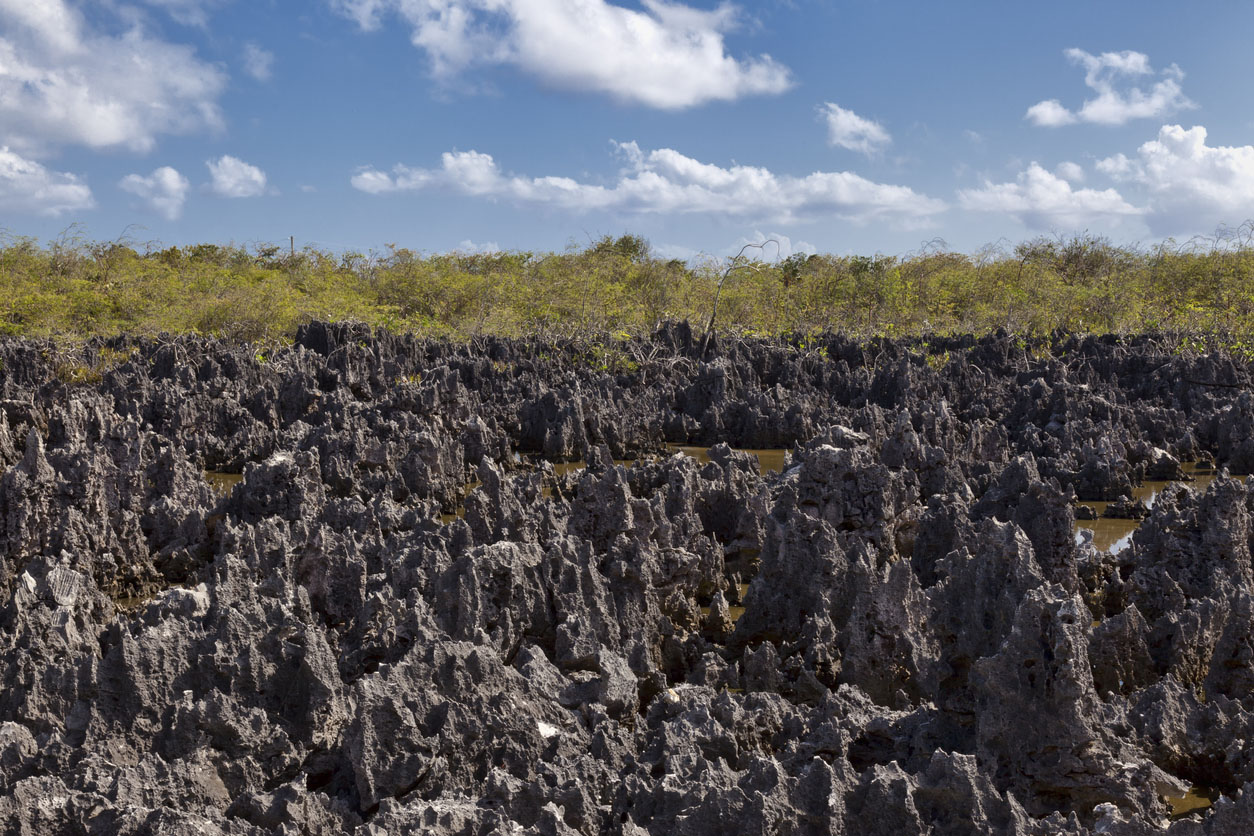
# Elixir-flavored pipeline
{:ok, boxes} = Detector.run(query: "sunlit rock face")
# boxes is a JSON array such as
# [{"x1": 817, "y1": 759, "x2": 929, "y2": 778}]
[{"x1": 0, "y1": 323, "x2": 1253, "y2": 834}]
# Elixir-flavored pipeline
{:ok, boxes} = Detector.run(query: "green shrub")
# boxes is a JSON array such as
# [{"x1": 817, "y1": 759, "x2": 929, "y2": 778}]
[{"x1": 1, "y1": 229, "x2": 1253, "y2": 347}]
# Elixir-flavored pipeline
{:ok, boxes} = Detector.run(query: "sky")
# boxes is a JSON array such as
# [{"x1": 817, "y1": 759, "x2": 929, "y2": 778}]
[{"x1": 2, "y1": 0, "x2": 1254, "y2": 261}]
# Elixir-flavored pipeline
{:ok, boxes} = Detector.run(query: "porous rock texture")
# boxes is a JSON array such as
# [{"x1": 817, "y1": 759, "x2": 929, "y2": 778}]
[{"x1": 2, "y1": 322, "x2": 1254, "y2": 833}]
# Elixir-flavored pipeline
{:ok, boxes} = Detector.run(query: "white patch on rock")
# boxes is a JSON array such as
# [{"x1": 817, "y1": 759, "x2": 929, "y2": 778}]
[{"x1": 46, "y1": 566, "x2": 83, "y2": 607}]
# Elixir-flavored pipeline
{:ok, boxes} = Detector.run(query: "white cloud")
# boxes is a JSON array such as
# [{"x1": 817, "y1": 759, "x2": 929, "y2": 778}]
[
  {"x1": 1097, "y1": 124, "x2": 1254, "y2": 234},
  {"x1": 1095, "y1": 153, "x2": 1135, "y2": 179},
  {"x1": 1, "y1": 0, "x2": 80, "y2": 52},
  {"x1": 136, "y1": 0, "x2": 226, "y2": 26},
  {"x1": 1055, "y1": 161, "x2": 1086, "y2": 184},
  {"x1": 819, "y1": 103, "x2": 891, "y2": 156},
  {"x1": 456, "y1": 239, "x2": 501, "y2": 253},
  {"x1": 352, "y1": 141, "x2": 947, "y2": 225},
  {"x1": 731, "y1": 231, "x2": 816, "y2": 261},
  {"x1": 119, "y1": 166, "x2": 190, "y2": 220},
  {"x1": 1026, "y1": 49, "x2": 1195, "y2": 127},
  {"x1": 959, "y1": 162, "x2": 1142, "y2": 228},
  {"x1": 0, "y1": 146, "x2": 94, "y2": 216},
  {"x1": 0, "y1": 0, "x2": 226, "y2": 155},
  {"x1": 243, "y1": 42, "x2": 274, "y2": 81},
  {"x1": 329, "y1": 0, "x2": 792, "y2": 109},
  {"x1": 1025, "y1": 99, "x2": 1076, "y2": 128},
  {"x1": 207, "y1": 155, "x2": 269, "y2": 198}
]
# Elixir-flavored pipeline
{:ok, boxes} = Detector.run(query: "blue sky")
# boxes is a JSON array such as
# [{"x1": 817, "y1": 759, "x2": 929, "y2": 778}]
[{"x1": 2, "y1": 0, "x2": 1254, "y2": 260}]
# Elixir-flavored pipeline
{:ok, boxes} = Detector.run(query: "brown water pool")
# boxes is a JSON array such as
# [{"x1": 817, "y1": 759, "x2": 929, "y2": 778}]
[
  {"x1": 204, "y1": 471, "x2": 243, "y2": 497},
  {"x1": 666, "y1": 444, "x2": 790, "y2": 476},
  {"x1": 1074, "y1": 462, "x2": 1218, "y2": 553}
]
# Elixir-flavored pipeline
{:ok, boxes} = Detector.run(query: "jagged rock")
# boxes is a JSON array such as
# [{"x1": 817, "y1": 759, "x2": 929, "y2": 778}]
[{"x1": 0, "y1": 327, "x2": 1251, "y2": 833}]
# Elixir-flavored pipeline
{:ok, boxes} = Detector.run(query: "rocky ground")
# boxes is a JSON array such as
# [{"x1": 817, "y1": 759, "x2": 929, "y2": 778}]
[{"x1": 3, "y1": 322, "x2": 1254, "y2": 834}]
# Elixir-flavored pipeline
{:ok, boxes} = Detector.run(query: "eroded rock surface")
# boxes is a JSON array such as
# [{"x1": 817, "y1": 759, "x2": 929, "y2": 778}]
[{"x1": 1, "y1": 324, "x2": 1252, "y2": 834}]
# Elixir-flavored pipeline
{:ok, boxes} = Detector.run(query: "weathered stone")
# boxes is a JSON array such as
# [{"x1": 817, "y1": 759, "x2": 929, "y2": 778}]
[{"x1": 0, "y1": 327, "x2": 1250, "y2": 833}]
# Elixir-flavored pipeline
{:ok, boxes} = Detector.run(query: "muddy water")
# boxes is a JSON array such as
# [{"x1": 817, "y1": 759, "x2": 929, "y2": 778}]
[
  {"x1": 204, "y1": 471, "x2": 243, "y2": 497},
  {"x1": 439, "y1": 480, "x2": 483, "y2": 525},
  {"x1": 113, "y1": 595, "x2": 150, "y2": 613},
  {"x1": 666, "y1": 445, "x2": 790, "y2": 476},
  {"x1": 1167, "y1": 786, "x2": 1217, "y2": 819},
  {"x1": 700, "y1": 583, "x2": 751, "y2": 625},
  {"x1": 551, "y1": 459, "x2": 638, "y2": 477},
  {"x1": 1074, "y1": 462, "x2": 1218, "y2": 553}
]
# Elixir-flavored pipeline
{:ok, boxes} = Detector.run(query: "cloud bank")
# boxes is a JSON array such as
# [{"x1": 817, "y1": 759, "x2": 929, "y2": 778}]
[
  {"x1": 1098, "y1": 124, "x2": 1254, "y2": 235},
  {"x1": 959, "y1": 162, "x2": 1142, "y2": 228},
  {"x1": 352, "y1": 141, "x2": 946, "y2": 225},
  {"x1": 329, "y1": 0, "x2": 792, "y2": 109}
]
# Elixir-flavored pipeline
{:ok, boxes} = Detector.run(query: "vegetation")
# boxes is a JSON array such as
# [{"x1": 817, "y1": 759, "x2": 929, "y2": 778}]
[{"x1": 3, "y1": 225, "x2": 1254, "y2": 351}]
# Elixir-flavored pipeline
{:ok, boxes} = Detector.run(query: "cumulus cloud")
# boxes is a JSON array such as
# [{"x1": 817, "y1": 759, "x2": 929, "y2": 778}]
[
  {"x1": 0, "y1": 146, "x2": 94, "y2": 216},
  {"x1": 819, "y1": 103, "x2": 890, "y2": 156},
  {"x1": 352, "y1": 141, "x2": 947, "y2": 225},
  {"x1": 959, "y1": 162, "x2": 1142, "y2": 228},
  {"x1": 207, "y1": 156, "x2": 268, "y2": 198},
  {"x1": 1024, "y1": 99, "x2": 1076, "y2": 128},
  {"x1": 119, "y1": 166, "x2": 190, "y2": 220},
  {"x1": 243, "y1": 42, "x2": 274, "y2": 81},
  {"x1": 1097, "y1": 124, "x2": 1254, "y2": 234},
  {"x1": 1026, "y1": 49, "x2": 1195, "y2": 127},
  {"x1": 0, "y1": 0, "x2": 226, "y2": 156},
  {"x1": 329, "y1": 0, "x2": 792, "y2": 109},
  {"x1": 1055, "y1": 161, "x2": 1086, "y2": 184}
]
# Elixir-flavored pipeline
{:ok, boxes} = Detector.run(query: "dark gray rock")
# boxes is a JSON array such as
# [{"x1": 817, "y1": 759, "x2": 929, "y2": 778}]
[{"x1": 0, "y1": 326, "x2": 1252, "y2": 833}]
